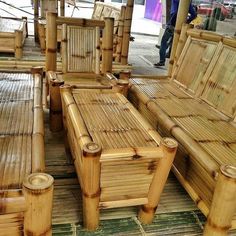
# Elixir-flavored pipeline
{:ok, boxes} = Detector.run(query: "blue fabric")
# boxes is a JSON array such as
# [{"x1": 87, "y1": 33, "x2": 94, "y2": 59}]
[{"x1": 168, "y1": 0, "x2": 197, "y2": 26}]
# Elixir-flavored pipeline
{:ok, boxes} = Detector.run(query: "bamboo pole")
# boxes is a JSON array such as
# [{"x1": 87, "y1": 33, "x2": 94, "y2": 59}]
[
  {"x1": 38, "y1": 22, "x2": 46, "y2": 52},
  {"x1": 115, "y1": 5, "x2": 125, "y2": 62},
  {"x1": 121, "y1": 0, "x2": 134, "y2": 65},
  {"x1": 46, "y1": 11, "x2": 57, "y2": 72},
  {"x1": 112, "y1": 79, "x2": 129, "y2": 97},
  {"x1": 119, "y1": 70, "x2": 131, "y2": 80},
  {"x1": 23, "y1": 173, "x2": 54, "y2": 236},
  {"x1": 138, "y1": 137, "x2": 178, "y2": 223},
  {"x1": 49, "y1": 76, "x2": 65, "y2": 132},
  {"x1": 60, "y1": 0, "x2": 65, "y2": 16},
  {"x1": 61, "y1": 24, "x2": 67, "y2": 73},
  {"x1": 34, "y1": 0, "x2": 39, "y2": 41},
  {"x1": 31, "y1": 67, "x2": 45, "y2": 172},
  {"x1": 172, "y1": 23, "x2": 193, "y2": 74},
  {"x1": 168, "y1": 0, "x2": 191, "y2": 77},
  {"x1": 203, "y1": 165, "x2": 236, "y2": 236},
  {"x1": 102, "y1": 17, "x2": 114, "y2": 74},
  {"x1": 15, "y1": 30, "x2": 23, "y2": 59},
  {"x1": 82, "y1": 142, "x2": 102, "y2": 231},
  {"x1": 22, "y1": 16, "x2": 28, "y2": 37}
]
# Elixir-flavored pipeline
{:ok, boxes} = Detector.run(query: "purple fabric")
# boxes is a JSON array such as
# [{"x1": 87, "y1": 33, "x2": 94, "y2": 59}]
[{"x1": 144, "y1": 0, "x2": 162, "y2": 22}]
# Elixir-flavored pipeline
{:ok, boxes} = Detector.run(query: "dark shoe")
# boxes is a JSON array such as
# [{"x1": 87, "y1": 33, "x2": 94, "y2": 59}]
[
  {"x1": 154, "y1": 62, "x2": 165, "y2": 67},
  {"x1": 155, "y1": 44, "x2": 160, "y2": 49}
]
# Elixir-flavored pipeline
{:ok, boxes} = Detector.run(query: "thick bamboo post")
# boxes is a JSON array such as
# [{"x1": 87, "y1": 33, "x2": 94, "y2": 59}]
[
  {"x1": 115, "y1": 5, "x2": 126, "y2": 62},
  {"x1": 34, "y1": 0, "x2": 39, "y2": 41},
  {"x1": 60, "y1": 0, "x2": 65, "y2": 16},
  {"x1": 119, "y1": 70, "x2": 131, "y2": 80},
  {"x1": 49, "y1": 77, "x2": 64, "y2": 132},
  {"x1": 61, "y1": 24, "x2": 67, "y2": 73},
  {"x1": 168, "y1": 0, "x2": 191, "y2": 77},
  {"x1": 112, "y1": 79, "x2": 129, "y2": 97},
  {"x1": 46, "y1": 11, "x2": 57, "y2": 72},
  {"x1": 172, "y1": 23, "x2": 193, "y2": 73},
  {"x1": 23, "y1": 173, "x2": 54, "y2": 236},
  {"x1": 38, "y1": 23, "x2": 46, "y2": 52},
  {"x1": 82, "y1": 142, "x2": 102, "y2": 231},
  {"x1": 102, "y1": 17, "x2": 114, "y2": 74},
  {"x1": 15, "y1": 30, "x2": 23, "y2": 59},
  {"x1": 203, "y1": 165, "x2": 236, "y2": 236},
  {"x1": 138, "y1": 137, "x2": 178, "y2": 224},
  {"x1": 121, "y1": 0, "x2": 134, "y2": 65},
  {"x1": 40, "y1": 0, "x2": 46, "y2": 18}
]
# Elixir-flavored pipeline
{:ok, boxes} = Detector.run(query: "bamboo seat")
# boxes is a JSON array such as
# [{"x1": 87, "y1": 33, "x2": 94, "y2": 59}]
[
  {"x1": 60, "y1": 85, "x2": 177, "y2": 230},
  {"x1": 0, "y1": 17, "x2": 28, "y2": 59},
  {"x1": 128, "y1": 28, "x2": 236, "y2": 233},
  {"x1": 0, "y1": 68, "x2": 54, "y2": 235}
]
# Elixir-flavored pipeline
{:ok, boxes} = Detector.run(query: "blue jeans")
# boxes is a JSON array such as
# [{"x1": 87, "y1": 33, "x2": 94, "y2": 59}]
[{"x1": 159, "y1": 26, "x2": 174, "y2": 64}]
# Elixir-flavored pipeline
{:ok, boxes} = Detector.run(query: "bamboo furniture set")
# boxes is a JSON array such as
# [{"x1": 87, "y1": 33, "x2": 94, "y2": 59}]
[
  {"x1": 0, "y1": 67, "x2": 54, "y2": 236},
  {"x1": 128, "y1": 28, "x2": 236, "y2": 235},
  {"x1": 0, "y1": 17, "x2": 28, "y2": 59}
]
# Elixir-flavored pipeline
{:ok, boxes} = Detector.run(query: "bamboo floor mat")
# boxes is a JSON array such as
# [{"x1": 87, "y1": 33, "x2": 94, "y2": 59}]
[
  {"x1": 0, "y1": 72, "x2": 34, "y2": 190},
  {"x1": 44, "y1": 110, "x2": 236, "y2": 235}
]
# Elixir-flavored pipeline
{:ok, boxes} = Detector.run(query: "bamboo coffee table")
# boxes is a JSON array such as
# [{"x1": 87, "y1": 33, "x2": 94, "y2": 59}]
[{"x1": 60, "y1": 85, "x2": 178, "y2": 230}]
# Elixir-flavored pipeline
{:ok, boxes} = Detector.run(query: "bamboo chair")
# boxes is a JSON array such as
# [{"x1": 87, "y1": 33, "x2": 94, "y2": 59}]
[
  {"x1": 128, "y1": 27, "x2": 236, "y2": 235},
  {"x1": 60, "y1": 85, "x2": 178, "y2": 231},
  {"x1": 0, "y1": 67, "x2": 53, "y2": 235}
]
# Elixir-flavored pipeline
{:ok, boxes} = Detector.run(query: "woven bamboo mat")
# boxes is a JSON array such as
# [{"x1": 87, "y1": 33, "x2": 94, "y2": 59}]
[
  {"x1": 73, "y1": 90, "x2": 157, "y2": 149},
  {"x1": 0, "y1": 72, "x2": 34, "y2": 190},
  {"x1": 0, "y1": 18, "x2": 22, "y2": 33}
]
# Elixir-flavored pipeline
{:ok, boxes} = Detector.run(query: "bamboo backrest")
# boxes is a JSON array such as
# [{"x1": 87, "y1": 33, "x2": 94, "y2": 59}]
[
  {"x1": 172, "y1": 34, "x2": 219, "y2": 96},
  {"x1": 46, "y1": 12, "x2": 114, "y2": 75},
  {"x1": 201, "y1": 44, "x2": 236, "y2": 118}
]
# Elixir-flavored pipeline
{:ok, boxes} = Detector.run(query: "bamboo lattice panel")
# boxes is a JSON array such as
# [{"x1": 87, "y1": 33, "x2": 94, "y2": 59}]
[
  {"x1": 67, "y1": 26, "x2": 98, "y2": 73},
  {"x1": 0, "y1": 18, "x2": 22, "y2": 32},
  {"x1": 172, "y1": 37, "x2": 218, "y2": 95},
  {"x1": 201, "y1": 45, "x2": 236, "y2": 117},
  {"x1": 0, "y1": 73, "x2": 34, "y2": 190}
]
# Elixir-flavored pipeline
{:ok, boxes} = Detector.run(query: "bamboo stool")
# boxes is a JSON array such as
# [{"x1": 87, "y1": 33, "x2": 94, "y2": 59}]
[
  {"x1": 60, "y1": 85, "x2": 177, "y2": 230},
  {"x1": 0, "y1": 68, "x2": 53, "y2": 235},
  {"x1": 128, "y1": 28, "x2": 236, "y2": 235},
  {"x1": 0, "y1": 17, "x2": 28, "y2": 59}
]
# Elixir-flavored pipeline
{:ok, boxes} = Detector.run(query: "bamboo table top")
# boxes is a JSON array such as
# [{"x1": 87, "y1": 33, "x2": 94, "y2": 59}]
[
  {"x1": 130, "y1": 78, "x2": 236, "y2": 167},
  {"x1": 0, "y1": 18, "x2": 23, "y2": 33},
  {"x1": 0, "y1": 72, "x2": 34, "y2": 190},
  {"x1": 72, "y1": 89, "x2": 158, "y2": 149}
]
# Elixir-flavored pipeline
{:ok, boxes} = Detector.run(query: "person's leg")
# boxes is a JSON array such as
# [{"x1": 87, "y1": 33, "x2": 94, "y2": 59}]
[{"x1": 154, "y1": 27, "x2": 172, "y2": 66}]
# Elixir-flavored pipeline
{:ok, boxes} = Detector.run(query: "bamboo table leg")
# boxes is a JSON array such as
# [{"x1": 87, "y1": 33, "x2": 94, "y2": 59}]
[
  {"x1": 82, "y1": 142, "x2": 102, "y2": 231},
  {"x1": 23, "y1": 173, "x2": 54, "y2": 236},
  {"x1": 203, "y1": 165, "x2": 236, "y2": 236},
  {"x1": 138, "y1": 137, "x2": 178, "y2": 224}
]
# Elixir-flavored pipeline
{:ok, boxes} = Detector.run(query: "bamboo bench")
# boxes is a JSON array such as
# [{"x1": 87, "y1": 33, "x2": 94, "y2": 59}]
[
  {"x1": 128, "y1": 28, "x2": 236, "y2": 235},
  {"x1": 0, "y1": 68, "x2": 53, "y2": 236},
  {"x1": 0, "y1": 17, "x2": 28, "y2": 59},
  {"x1": 60, "y1": 85, "x2": 177, "y2": 230}
]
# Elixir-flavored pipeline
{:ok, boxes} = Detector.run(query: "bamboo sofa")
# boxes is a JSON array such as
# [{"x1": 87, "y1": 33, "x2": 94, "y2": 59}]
[
  {"x1": 0, "y1": 68, "x2": 53, "y2": 236},
  {"x1": 60, "y1": 84, "x2": 178, "y2": 231},
  {"x1": 38, "y1": 0, "x2": 133, "y2": 64},
  {"x1": 128, "y1": 28, "x2": 236, "y2": 235},
  {"x1": 0, "y1": 17, "x2": 28, "y2": 59}
]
